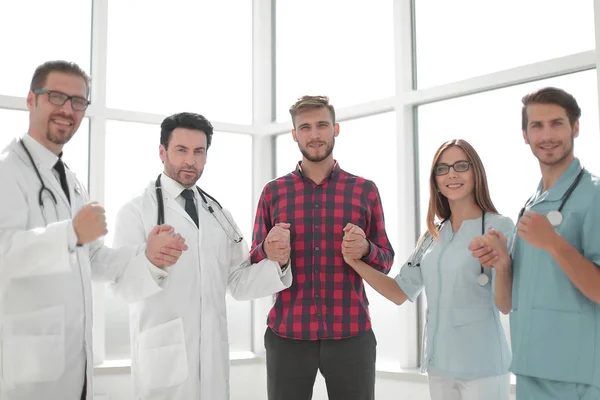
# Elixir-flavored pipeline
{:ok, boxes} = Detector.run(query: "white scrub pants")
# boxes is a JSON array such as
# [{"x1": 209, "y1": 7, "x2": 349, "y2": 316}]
[{"x1": 428, "y1": 373, "x2": 511, "y2": 400}]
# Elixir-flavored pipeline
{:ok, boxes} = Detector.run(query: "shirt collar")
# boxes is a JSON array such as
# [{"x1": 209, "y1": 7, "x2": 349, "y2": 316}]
[
  {"x1": 22, "y1": 133, "x2": 60, "y2": 171},
  {"x1": 160, "y1": 173, "x2": 196, "y2": 200},
  {"x1": 294, "y1": 160, "x2": 341, "y2": 181},
  {"x1": 537, "y1": 157, "x2": 583, "y2": 202}
]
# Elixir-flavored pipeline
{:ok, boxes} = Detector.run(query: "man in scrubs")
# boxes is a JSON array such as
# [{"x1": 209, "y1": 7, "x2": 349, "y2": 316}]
[{"x1": 470, "y1": 87, "x2": 600, "y2": 399}]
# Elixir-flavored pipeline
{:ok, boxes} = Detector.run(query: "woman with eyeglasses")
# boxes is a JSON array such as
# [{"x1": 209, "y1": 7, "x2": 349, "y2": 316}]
[{"x1": 343, "y1": 139, "x2": 513, "y2": 400}]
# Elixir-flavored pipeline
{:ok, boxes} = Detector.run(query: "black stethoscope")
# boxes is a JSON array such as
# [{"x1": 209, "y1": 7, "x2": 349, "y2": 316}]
[
  {"x1": 517, "y1": 167, "x2": 585, "y2": 227},
  {"x1": 509, "y1": 167, "x2": 584, "y2": 256},
  {"x1": 19, "y1": 139, "x2": 58, "y2": 208},
  {"x1": 409, "y1": 211, "x2": 489, "y2": 286},
  {"x1": 155, "y1": 174, "x2": 243, "y2": 243}
]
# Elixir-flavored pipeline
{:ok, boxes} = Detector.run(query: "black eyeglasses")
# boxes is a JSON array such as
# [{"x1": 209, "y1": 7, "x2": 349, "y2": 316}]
[
  {"x1": 434, "y1": 160, "x2": 471, "y2": 176},
  {"x1": 33, "y1": 89, "x2": 90, "y2": 111}
]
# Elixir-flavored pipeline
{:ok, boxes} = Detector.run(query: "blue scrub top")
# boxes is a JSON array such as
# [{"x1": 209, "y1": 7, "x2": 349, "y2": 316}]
[
  {"x1": 510, "y1": 158, "x2": 600, "y2": 387},
  {"x1": 396, "y1": 212, "x2": 514, "y2": 380}
]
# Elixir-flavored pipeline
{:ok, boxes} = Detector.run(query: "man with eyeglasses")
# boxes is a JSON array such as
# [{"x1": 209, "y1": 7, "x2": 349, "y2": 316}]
[{"x1": 0, "y1": 60, "x2": 188, "y2": 400}]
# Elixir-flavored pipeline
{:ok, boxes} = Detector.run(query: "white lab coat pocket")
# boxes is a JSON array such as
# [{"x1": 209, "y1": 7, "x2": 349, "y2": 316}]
[
  {"x1": 138, "y1": 317, "x2": 189, "y2": 392},
  {"x1": 2, "y1": 305, "x2": 65, "y2": 384}
]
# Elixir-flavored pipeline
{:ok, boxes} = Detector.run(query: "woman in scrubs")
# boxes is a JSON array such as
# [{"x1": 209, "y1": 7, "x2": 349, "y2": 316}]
[{"x1": 344, "y1": 139, "x2": 513, "y2": 400}]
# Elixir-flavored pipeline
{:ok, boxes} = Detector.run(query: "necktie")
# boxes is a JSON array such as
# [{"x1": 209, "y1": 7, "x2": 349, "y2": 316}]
[
  {"x1": 53, "y1": 158, "x2": 70, "y2": 205},
  {"x1": 180, "y1": 189, "x2": 199, "y2": 228}
]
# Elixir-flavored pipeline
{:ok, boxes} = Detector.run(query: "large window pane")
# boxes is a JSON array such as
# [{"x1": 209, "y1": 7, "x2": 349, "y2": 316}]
[
  {"x1": 415, "y1": 0, "x2": 595, "y2": 88},
  {"x1": 106, "y1": 0, "x2": 252, "y2": 124},
  {"x1": 417, "y1": 70, "x2": 599, "y2": 349},
  {"x1": 276, "y1": 1, "x2": 395, "y2": 121},
  {"x1": 0, "y1": 109, "x2": 89, "y2": 188},
  {"x1": 276, "y1": 113, "x2": 404, "y2": 369},
  {"x1": 103, "y1": 120, "x2": 253, "y2": 358},
  {"x1": 0, "y1": 1, "x2": 91, "y2": 97}
]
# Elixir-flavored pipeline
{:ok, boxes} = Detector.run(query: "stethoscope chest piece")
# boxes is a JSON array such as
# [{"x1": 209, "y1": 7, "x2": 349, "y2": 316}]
[
  {"x1": 476, "y1": 273, "x2": 489, "y2": 287},
  {"x1": 547, "y1": 210, "x2": 563, "y2": 227}
]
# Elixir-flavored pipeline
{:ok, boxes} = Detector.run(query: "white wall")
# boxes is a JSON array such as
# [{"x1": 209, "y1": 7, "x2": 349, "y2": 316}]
[{"x1": 93, "y1": 358, "x2": 517, "y2": 400}]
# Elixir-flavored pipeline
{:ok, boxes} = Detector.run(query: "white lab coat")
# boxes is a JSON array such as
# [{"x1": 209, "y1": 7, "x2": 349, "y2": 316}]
[
  {"x1": 111, "y1": 177, "x2": 292, "y2": 400},
  {"x1": 0, "y1": 137, "x2": 163, "y2": 400}
]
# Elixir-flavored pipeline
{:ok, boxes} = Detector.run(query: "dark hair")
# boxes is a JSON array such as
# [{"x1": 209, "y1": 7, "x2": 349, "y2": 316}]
[
  {"x1": 160, "y1": 112, "x2": 214, "y2": 149},
  {"x1": 521, "y1": 87, "x2": 581, "y2": 130},
  {"x1": 289, "y1": 95, "x2": 336, "y2": 128},
  {"x1": 30, "y1": 60, "x2": 91, "y2": 97}
]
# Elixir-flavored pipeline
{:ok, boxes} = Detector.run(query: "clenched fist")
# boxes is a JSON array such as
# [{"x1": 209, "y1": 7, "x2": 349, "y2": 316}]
[
  {"x1": 342, "y1": 223, "x2": 369, "y2": 260},
  {"x1": 73, "y1": 202, "x2": 107, "y2": 245},
  {"x1": 517, "y1": 211, "x2": 558, "y2": 251},
  {"x1": 264, "y1": 222, "x2": 291, "y2": 266},
  {"x1": 146, "y1": 225, "x2": 188, "y2": 269}
]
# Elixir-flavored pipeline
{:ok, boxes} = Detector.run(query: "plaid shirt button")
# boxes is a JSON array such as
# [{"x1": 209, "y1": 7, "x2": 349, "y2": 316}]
[{"x1": 250, "y1": 162, "x2": 395, "y2": 340}]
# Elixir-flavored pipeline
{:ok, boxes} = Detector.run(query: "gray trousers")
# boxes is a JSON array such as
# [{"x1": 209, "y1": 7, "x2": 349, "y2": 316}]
[{"x1": 264, "y1": 327, "x2": 377, "y2": 400}]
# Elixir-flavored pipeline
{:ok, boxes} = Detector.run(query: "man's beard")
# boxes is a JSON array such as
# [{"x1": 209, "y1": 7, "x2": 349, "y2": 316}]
[
  {"x1": 167, "y1": 165, "x2": 202, "y2": 188},
  {"x1": 534, "y1": 135, "x2": 574, "y2": 167},
  {"x1": 299, "y1": 138, "x2": 335, "y2": 162}
]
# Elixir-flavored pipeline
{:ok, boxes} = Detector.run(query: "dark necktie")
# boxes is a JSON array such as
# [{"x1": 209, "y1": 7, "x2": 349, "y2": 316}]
[
  {"x1": 180, "y1": 189, "x2": 199, "y2": 228},
  {"x1": 53, "y1": 158, "x2": 70, "y2": 205}
]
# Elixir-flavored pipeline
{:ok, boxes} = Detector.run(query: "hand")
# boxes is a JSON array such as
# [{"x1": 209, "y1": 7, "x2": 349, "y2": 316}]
[
  {"x1": 343, "y1": 253, "x2": 359, "y2": 269},
  {"x1": 146, "y1": 225, "x2": 188, "y2": 269},
  {"x1": 264, "y1": 222, "x2": 291, "y2": 266},
  {"x1": 469, "y1": 228, "x2": 510, "y2": 271},
  {"x1": 73, "y1": 202, "x2": 108, "y2": 245},
  {"x1": 341, "y1": 223, "x2": 369, "y2": 260},
  {"x1": 517, "y1": 211, "x2": 559, "y2": 251}
]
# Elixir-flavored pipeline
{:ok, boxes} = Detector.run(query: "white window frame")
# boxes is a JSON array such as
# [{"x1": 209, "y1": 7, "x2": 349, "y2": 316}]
[{"x1": 1, "y1": 0, "x2": 600, "y2": 374}]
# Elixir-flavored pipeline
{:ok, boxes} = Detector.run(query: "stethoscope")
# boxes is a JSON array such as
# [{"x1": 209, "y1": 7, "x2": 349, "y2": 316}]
[
  {"x1": 509, "y1": 167, "x2": 585, "y2": 256},
  {"x1": 409, "y1": 211, "x2": 489, "y2": 286},
  {"x1": 155, "y1": 174, "x2": 243, "y2": 243},
  {"x1": 19, "y1": 139, "x2": 58, "y2": 208}
]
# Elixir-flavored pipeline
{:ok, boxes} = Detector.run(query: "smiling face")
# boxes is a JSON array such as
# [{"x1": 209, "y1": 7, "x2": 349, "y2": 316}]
[
  {"x1": 523, "y1": 103, "x2": 577, "y2": 169},
  {"x1": 26, "y1": 71, "x2": 88, "y2": 154},
  {"x1": 291, "y1": 107, "x2": 339, "y2": 164},
  {"x1": 434, "y1": 145, "x2": 475, "y2": 204}
]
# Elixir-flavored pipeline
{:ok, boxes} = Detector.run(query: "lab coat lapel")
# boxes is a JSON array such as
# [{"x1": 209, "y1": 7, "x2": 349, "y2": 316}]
[
  {"x1": 166, "y1": 196, "x2": 200, "y2": 231},
  {"x1": 195, "y1": 197, "x2": 208, "y2": 250},
  {"x1": 12, "y1": 139, "x2": 71, "y2": 210},
  {"x1": 147, "y1": 179, "x2": 203, "y2": 247},
  {"x1": 64, "y1": 168, "x2": 83, "y2": 208},
  {"x1": 39, "y1": 167, "x2": 71, "y2": 210}
]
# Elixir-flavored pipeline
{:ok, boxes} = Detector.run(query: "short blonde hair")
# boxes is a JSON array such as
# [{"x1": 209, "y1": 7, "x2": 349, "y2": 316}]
[{"x1": 289, "y1": 95, "x2": 336, "y2": 128}]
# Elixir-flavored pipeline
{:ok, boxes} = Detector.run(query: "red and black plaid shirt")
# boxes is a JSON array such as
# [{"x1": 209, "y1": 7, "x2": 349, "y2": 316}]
[{"x1": 250, "y1": 161, "x2": 395, "y2": 340}]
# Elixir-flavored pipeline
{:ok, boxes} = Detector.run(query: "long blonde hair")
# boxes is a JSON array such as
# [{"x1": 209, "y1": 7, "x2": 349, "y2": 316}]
[{"x1": 426, "y1": 139, "x2": 498, "y2": 239}]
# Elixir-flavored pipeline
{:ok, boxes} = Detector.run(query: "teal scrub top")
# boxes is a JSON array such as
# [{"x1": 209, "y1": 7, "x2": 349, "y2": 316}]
[
  {"x1": 396, "y1": 213, "x2": 514, "y2": 380},
  {"x1": 510, "y1": 158, "x2": 600, "y2": 387}
]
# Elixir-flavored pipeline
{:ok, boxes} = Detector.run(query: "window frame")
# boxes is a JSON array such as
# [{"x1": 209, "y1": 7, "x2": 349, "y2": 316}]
[{"x1": 0, "y1": 0, "x2": 599, "y2": 373}]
